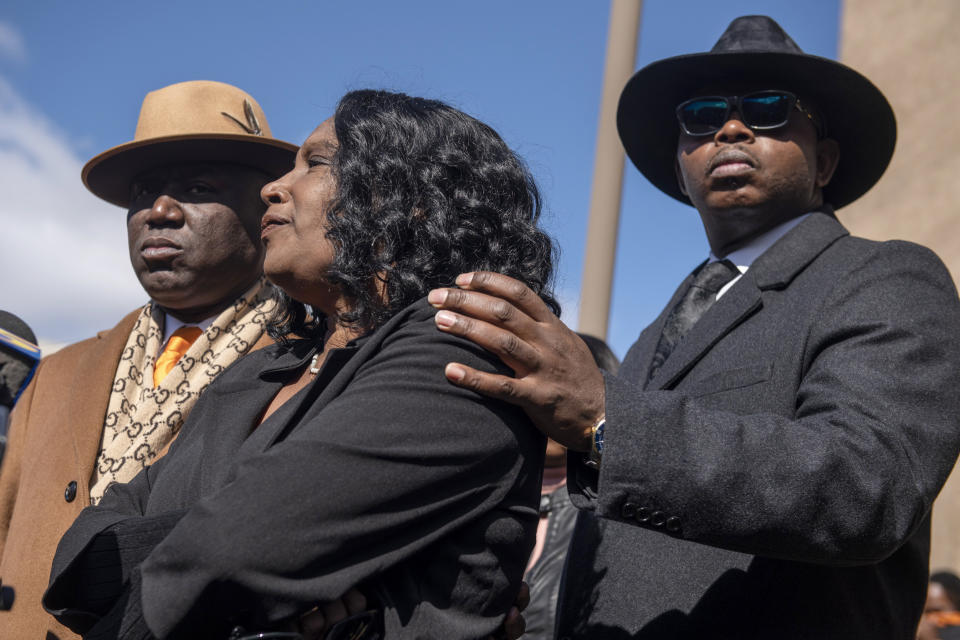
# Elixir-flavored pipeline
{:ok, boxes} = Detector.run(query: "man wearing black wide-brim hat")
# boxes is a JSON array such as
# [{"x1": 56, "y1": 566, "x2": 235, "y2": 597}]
[{"x1": 429, "y1": 15, "x2": 960, "y2": 638}]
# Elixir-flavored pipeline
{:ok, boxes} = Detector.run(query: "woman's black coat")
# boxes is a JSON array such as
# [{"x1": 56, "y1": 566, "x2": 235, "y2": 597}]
[{"x1": 44, "y1": 299, "x2": 544, "y2": 639}]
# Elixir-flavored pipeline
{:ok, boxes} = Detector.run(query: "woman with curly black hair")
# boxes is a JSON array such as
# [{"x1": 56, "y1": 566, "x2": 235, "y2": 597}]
[
  {"x1": 267, "y1": 88, "x2": 558, "y2": 338},
  {"x1": 45, "y1": 90, "x2": 557, "y2": 639}
]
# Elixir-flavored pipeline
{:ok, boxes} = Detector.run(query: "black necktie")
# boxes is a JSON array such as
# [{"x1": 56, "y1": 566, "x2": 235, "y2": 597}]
[{"x1": 648, "y1": 260, "x2": 739, "y2": 382}]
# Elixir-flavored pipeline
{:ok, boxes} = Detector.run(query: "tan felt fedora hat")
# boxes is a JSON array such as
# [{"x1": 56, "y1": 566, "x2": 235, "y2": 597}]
[{"x1": 83, "y1": 80, "x2": 298, "y2": 207}]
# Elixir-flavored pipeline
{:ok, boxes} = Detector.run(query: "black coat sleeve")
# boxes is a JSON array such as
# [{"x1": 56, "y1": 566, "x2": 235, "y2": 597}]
[
  {"x1": 570, "y1": 240, "x2": 960, "y2": 565},
  {"x1": 43, "y1": 453, "x2": 183, "y2": 634}
]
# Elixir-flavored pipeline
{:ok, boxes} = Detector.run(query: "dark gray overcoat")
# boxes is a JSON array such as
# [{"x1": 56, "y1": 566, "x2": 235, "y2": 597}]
[{"x1": 559, "y1": 212, "x2": 960, "y2": 639}]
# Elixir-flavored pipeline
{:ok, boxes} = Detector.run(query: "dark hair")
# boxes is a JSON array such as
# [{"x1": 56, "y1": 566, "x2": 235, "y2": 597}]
[
  {"x1": 269, "y1": 89, "x2": 558, "y2": 340},
  {"x1": 931, "y1": 571, "x2": 960, "y2": 609}
]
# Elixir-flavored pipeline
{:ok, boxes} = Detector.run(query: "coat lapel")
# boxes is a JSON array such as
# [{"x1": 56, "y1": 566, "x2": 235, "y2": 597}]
[
  {"x1": 648, "y1": 212, "x2": 849, "y2": 390},
  {"x1": 257, "y1": 346, "x2": 360, "y2": 450},
  {"x1": 253, "y1": 302, "x2": 417, "y2": 450},
  {"x1": 197, "y1": 369, "x2": 284, "y2": 491},
  {"x1": 649, "y1": 273, "x2": 762, "y2": 389}
]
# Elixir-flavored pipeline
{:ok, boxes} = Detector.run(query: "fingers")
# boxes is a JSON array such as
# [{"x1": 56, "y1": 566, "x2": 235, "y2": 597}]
[
  {"x1": 429, "y1": 285, "x2": 539, "y2": 335},
  {"x1": 320, "y1": 598, "x2": 349, "y2": 626},
  {"x1": 455, "y1": 271, "x2": 555, "y2": 323},
  {"x1": 341, "y1": 587, "x2": 368, "y2": 616},
  {"x1": 498, "y1": 581, "x2": 531, "y2": 640},
  {"x1": 515, "y1": 581, "x2": 531, "y2": 612},
  {"x1": 501, "y1": 605, "x2": 527, "y2": 640},
  {"x1": 434, "y1": 308, "x2": 540, "y2": 374},
  {"x1": 428, "y1": 273, "x2": 560, "y2": 375},
  {"x1": 299, "y1": 608, "x2": 327, "y2": 640},
  {"x1": 444, "y1": 363, "x2": 525, "y2": 407},
  {"x1": 431, "y1": 272, "x2": 606, "y2": 451},
  {"x1": 299, "y1": 599, "x2": 346, "y2": 640},
  {"x1": 299, "y1": 589, "x2": 368, "y2": 640}
]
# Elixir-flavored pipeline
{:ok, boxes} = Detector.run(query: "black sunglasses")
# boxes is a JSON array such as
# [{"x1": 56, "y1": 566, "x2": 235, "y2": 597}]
[{"x1": 675, "y1": 90, "x2": 823, "y2": 138}]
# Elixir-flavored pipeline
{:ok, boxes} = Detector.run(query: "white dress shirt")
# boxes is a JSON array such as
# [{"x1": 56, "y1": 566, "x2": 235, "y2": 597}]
[
  {"x1": 161, "y1": 313, "x2": 215, "y2": 349},
  {"x1": 710, "y1": 213, "x2": 811, "y2": 300}
]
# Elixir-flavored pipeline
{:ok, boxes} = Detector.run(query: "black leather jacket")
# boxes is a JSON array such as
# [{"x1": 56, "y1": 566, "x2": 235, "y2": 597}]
[{"x1": 523, "y1": 484, "x2": 579, "y2": 640}]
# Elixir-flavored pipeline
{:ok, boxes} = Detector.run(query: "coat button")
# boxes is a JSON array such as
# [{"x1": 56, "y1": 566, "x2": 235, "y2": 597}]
[
  {"x1": 651, "y1": 510, "x2": 666, "y2": 527},
  {"x1": 621, "y1": 501, "x2": 638, "y2": 519},
  {"x1": 64, "y1": 481, "x2": 77, "y2": 503},
  {"x1": 666, "y1": 516, "x2": 682, "y2": 532},
  {"x1": 540, "y1": 494, "x2": 552, "y2": 515},
  {"x1": 635, "y1": 506, "x2": 651, "y2": 523}
]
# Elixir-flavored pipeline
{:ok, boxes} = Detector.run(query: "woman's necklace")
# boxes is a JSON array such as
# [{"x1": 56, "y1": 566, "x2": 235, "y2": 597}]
[
  {"x1": 309, "y1": 322, "x2": 335, "y2": 376},
  {"x1": 308, "y1": 319, "x2": 360, "y2": 376}
]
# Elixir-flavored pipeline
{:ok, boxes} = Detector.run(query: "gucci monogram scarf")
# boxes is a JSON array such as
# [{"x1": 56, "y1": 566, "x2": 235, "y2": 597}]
[{"x1": 89, "y1": 280, "x2": 277, "y2": 504}]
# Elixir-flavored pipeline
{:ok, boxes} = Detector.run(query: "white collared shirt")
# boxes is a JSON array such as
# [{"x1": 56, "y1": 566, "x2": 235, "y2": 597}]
[
  {"x1": 161, "y1": 312, "x2": 215, "y2": 350},
  {"x1": 710, "y1": 213, "x2": 811, "y2": 300}
]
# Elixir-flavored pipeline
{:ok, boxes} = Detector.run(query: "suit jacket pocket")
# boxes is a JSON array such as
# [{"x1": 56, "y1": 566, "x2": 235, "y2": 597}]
[{"x1": 686, "y1": 363, "x2": 773, "y2": 397}]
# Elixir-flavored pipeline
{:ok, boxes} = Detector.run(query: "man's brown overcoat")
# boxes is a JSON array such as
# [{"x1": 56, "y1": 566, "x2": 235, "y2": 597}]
[
  {"x1": 0, "y1": 309, "x2": 271, "y2": 639},
  {"x1": 0, "y1": 310, "x2": 139, "y2": 639}
]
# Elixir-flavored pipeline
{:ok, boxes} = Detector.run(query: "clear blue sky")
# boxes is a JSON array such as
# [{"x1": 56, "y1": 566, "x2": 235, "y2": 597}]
[{"x1": 0, "y1": 0, "x2": 840, "y2": 356}]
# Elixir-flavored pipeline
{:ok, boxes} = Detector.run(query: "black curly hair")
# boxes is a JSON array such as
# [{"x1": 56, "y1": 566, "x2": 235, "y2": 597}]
[{"x1": 268, "y1": 89, "x2": 559, "y2": 341}]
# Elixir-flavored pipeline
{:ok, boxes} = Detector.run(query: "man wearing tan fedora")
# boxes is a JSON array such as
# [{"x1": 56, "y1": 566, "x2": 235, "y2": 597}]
[{"x1": 0, "y1": 80, "x2": 296, "y2": 639}]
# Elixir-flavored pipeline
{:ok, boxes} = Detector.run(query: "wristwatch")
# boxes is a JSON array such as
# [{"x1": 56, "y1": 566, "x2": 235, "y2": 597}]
[{"x1": 587, "y1": 415, "x2": 605, "y2": 468}]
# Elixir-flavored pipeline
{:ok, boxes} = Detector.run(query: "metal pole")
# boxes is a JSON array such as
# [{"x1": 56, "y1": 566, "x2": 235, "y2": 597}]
[{"x1": 577, "y1": 0, "x2": 643, "y2": 339}]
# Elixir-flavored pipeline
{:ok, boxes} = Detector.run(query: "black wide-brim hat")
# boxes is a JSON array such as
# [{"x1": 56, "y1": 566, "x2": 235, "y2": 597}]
[{"x1": 617, "y1": 15, "x2": 896, "y2": 209}]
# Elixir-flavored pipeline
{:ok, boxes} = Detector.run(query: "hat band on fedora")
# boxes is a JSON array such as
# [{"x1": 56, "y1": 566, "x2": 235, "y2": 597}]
[{"x1": 83, "y1": 80, "x2": 298, "y2": 207}]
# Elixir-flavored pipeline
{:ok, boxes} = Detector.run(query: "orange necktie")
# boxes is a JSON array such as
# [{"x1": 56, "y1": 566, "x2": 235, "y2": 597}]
[{"x1": 153, "y1": 326, "x2": 203, "y2": 386}]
